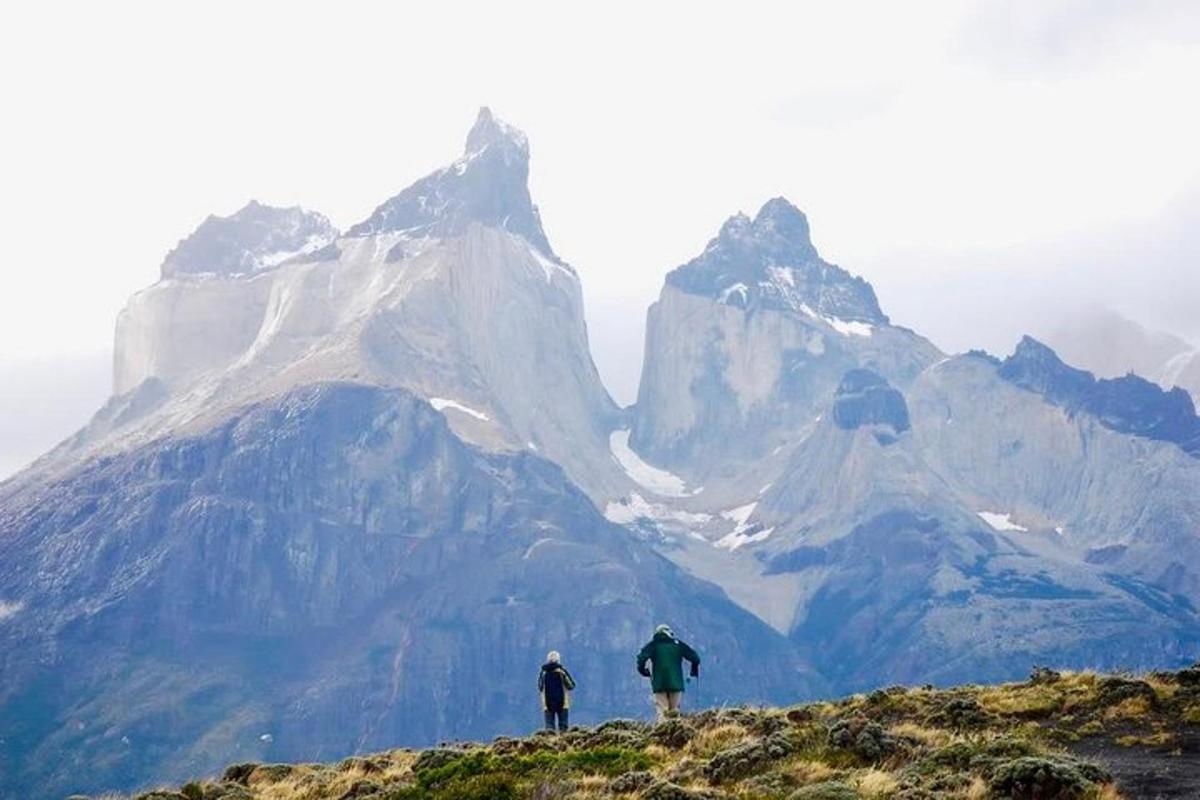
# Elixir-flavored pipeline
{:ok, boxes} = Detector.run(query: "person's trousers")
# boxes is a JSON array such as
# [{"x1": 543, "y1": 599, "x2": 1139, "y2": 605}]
[
  {"x1": 653, "y1": 691, "x2": 683, "y2": 719},
  {"x1": 544, "y1": 708, "x2": 569, "y2": 731}
]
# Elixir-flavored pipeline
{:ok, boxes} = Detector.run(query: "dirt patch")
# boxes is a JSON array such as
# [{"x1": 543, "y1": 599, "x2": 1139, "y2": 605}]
[{"x1": 1068, "y1": 728, "x2": 1200, "y2": 799}]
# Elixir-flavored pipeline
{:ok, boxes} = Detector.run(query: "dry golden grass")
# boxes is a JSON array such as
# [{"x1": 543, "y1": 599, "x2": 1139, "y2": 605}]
[
  {"x1": 889, "y1": 721, "x2": 954, "y2": 747},
  {"x1": 1144, "y1": 675, "x2": 1179, "y2": 704},
  {"x1": 1103, "y1": 696, "x2": 1153, "y2": 721},
  {"x1": 782, "y1": 757, "x2": 838, "y2": 785},
  {"x1": 683, "y1": 722, "x2": 750, "y2": 758},
  {"x1": 1115, "y1": 731, "x2": 1174, "y2": 747},
  {"x1": 962, "y1": 775, "x2": 990, "y2": 800},
  {"x1": 978, "y1": 681, "x2": 1068, "y2": 718},
  {"x1": 235, "y1": 751, "x2": 419, "y2": 800},
  {"x1": 855, "y1": 767, "x2": 899, "y2": 798}
]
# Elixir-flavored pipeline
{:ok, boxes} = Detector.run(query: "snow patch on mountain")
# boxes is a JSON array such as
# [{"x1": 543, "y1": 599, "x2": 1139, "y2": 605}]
[
  {"x1": 977, "y1": 511, "x2": 1028, "y2": 532},
  {"x1": 799, "y1": 303, "x2": 873, "y2": 337},
  {"x1": 603, "y1": 492, "x2": 711, "y2": 532},
  {"x1": 719, "y1": 283, "x2": 749, "y2": 305},
  {"x1": 525, "y1": 244, "x2": 575, "y2": 283},
  {"x1": 430, "y1": 398, "x2": 490, "y2": 421},
  {"x1": 714, "y1": 501, "x2": 774, "y2": 550},
  {"x1": 609, "y1": 429, "x2": 694, "y2": 497},
  {"x1": 715, "y1": 526, "x2": 774, "y2": 551}
]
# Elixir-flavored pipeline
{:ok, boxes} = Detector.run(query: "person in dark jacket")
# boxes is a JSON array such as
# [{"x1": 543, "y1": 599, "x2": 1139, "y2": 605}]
[
  {"x1": 636, "y1": 624, "x2": 700, "y2": 718},
  {"x1": 538, "y1": 650, "x2": 576, "y2": 731}
]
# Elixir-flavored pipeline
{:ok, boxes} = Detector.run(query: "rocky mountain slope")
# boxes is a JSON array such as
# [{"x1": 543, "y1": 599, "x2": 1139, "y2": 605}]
[
  {"x1": 608, "y1": 202, "x2": 1200, "y2": 687},
  {"x1": 1039, "y1": 308, "x2": 1200, "y2": 405},
  {"x1": 110, "y1": 666, "x2": 1200, "y2": 800},
  {"x1": 0, "y1": 383, "x2": 820, "y2": 799}
]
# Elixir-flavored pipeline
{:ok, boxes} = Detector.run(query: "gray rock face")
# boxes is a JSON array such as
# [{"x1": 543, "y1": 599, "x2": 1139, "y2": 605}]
[
  {"x1": 161, "y1": 201, "x2": 338, "y2": 278},
  {"x1": 0, "y1": 383, "x2": 822, "y2": 799},
  {"x1": 71, "y1": 109, "x2": 623, "y2": 502},
  {"x1": 1000, "y1": 336, "x2": 1200, "y2": 456},
  {"x1": 618, "y1": 203, "x2": 1200, "y2": 696},
  {"x1": 632, "y1": 199, "x2": 937, "y2": 473},
  {"x1": 346, "y1": 107, "x2": 553, "y2": 256},
  {"x1": 666, "y1": 197, "x2": 885, "y2": 323},
  {"x1": 1039, "y1": 306, "x2": 1200, "y2": 404},
  {"x1": 831, "y1": 369, "x2": 910, "y2": 444}
]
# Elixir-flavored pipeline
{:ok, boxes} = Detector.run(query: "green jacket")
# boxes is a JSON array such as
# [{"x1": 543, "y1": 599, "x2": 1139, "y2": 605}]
[{"x1": 637, "y1": 631, "x2": 700, "y2": 693}]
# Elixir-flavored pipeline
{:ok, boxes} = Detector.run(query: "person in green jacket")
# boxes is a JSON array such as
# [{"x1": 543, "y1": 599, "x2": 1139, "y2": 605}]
[{"x1": 636, "y1": 624, "x2": 700, "y2": 718}]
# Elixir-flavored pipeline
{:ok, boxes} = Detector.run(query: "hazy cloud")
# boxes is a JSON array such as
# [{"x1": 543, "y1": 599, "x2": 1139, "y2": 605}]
[{"x1": 960, "y1": 0, "x2": 1200, "y2": 76}]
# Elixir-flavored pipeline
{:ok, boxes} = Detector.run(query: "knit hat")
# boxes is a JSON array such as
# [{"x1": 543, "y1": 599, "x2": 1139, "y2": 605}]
[
  {"x1": 547, "y1": 650, "x2": 561, "y2": 663},
  {"x1": 655, "y1": 624, "x2": 674, "y2": 637}
]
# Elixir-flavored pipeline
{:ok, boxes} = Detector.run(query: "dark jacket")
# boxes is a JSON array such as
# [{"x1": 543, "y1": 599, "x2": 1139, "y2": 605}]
[
  {"x1": 637, "y1": 631, "x2": 700, "y2": 693},
  {"x1": 538, "y1": 662, "x2": 576, "y2": 711}
]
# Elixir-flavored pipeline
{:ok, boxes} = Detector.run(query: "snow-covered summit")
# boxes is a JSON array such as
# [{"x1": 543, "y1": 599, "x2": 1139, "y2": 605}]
[
  {"x1": 346, "y1": 107, "x2": 556, "y2": 257},
  {"x1": 667, "y1": 197, "x2": 886, "y2": 325},
  {"x1": 160, "y1": 201, "x2": 338, "y2": 278}
]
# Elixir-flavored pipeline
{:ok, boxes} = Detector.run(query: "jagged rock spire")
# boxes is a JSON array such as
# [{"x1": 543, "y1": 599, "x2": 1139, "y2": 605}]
[
  {"x1": 666, "y1": 197, "x2": 885, "y2": 323},
  {"x1": 346, "y1": 107, "x2": 553, "y2": 254}
]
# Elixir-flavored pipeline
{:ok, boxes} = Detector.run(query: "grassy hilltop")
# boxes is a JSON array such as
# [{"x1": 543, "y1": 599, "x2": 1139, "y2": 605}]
[{"x1": 111, "y1": 666, "x2": 1200, "y2": 800}]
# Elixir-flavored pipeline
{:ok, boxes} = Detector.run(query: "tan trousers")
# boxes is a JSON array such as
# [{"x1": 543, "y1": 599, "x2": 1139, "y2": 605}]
[{"x1": 653, "y1": 691, "x2": 683, "y2": 719}]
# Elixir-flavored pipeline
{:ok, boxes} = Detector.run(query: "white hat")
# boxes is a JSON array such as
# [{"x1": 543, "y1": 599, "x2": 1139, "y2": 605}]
[
  {"x1": 547, "y1": 650, "x2": 561, "y2": 663},
  {"x1": 655, "y1": 624, "x2": 673, "y2": 636}
]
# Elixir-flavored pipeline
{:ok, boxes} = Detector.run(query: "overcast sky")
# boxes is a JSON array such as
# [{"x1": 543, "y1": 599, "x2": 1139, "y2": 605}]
[{"x1": 2, "y1": 0, "x2": 1199, "y2": 474}]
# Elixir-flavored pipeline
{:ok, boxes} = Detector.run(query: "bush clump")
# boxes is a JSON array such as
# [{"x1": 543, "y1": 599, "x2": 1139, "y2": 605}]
[
  {"x1": 704, "y1": 731, "x2": 797, "y2": 783},
  {"x1": 916, "y1": 736, "x2": 1039, "y2": 778},
  {"x1": 650, "y1": 717, "x2": 696, "y2": 749},
  {"x1": 989, "y1": 756, "x2": 1109, "y2": 800},
  {"x1": 925, "y1": 696, "x2": 993, "y2": 730},
  {"x1": 828, "y1": 717, "x2": 899, "y2": 763},
  {"x1": 1096, "y1": 677, "x2": 1158, "y2": 709},
  {"x1": 1030, "y1": 666, "x2": 1062, "y2": 685},
  {"x1": 789, "y1": 780, "x2": 862, "y2": 799},
  {"x1": 641, "y1": 779, "x2": 710, "y2": 800},
  {"x1": 606, "y1": 769, "x2": 655, "y2": 794}
]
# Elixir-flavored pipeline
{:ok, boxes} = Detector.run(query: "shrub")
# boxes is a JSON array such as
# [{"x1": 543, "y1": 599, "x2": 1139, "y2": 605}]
[
  {"x1": 989, "y1": 756, "x2": 1108, "y2": 800},
  {"x1": 337, "y1": 779, "x2": 381, "y2": 799},
  {"x1": 607, "y1": 769, "x2": 656, "y2": 794},
  {"x1": 437, "y1": 774, "x2": 517, "y2": 800},
  {"x1": 916, "y1": 736, "x2": 1039, "y2": 778},
  {"x1": 1030, "y1": 666, "x2": 1062, "y2": 685},
  {"x1": 650, "y1": 717, "x2": 697, "y2": 749},
  {"x1": 1096, "y1": 678, "x2": 1157, "y2": 710},
  {"x1": 828, "y1": 717, "x2": 899, "y2": 763},
  {"x1": 642, "y1": 780, "x2": 707, "y2": 800},
  {"x1": 220, "y1": 764, "x2": 258, "y2": 785},
  {"x1": 789, "y1": 781, "x2": 861, "y2": 799},
  {"x1": 704, "y1": 730, "x2": 797, "y2": 783}
]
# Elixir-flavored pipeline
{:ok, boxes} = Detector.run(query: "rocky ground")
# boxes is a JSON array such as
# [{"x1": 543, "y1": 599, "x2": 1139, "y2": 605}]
[{"x1": 96, "y1": 666, "x2": 1200, "y2": 800}]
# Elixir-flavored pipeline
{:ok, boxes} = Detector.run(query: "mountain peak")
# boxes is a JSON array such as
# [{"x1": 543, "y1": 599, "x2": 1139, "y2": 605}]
[
  {"x1": 753, "y1": 197, "x2": 813, "y2": 244},
  {"x1": 665, "y1": 198, "x2": 886, "y2": 324},
  {"x1": 161, "y1": 202, "x2": 338, "y2": 278},
  {"x1": 346, "y1": 108, "x2": 551, "y2": 253},
  {"x1": 464, "y1": 106, "x2": 529, "y2": 158}
]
